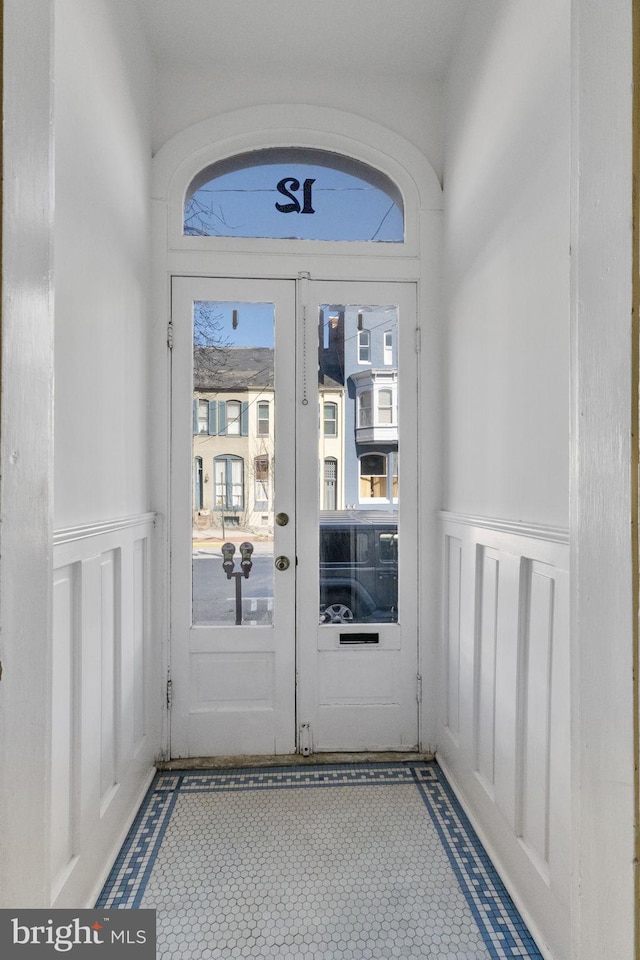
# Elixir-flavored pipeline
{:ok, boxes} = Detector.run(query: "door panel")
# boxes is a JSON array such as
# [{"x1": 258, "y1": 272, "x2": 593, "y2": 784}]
[
  {"x1": 296, "y1": 280, "x2": 419, "y2": 752},
  {"x1": 171, "y1": 278, "x2": 296, "y2": 757}
]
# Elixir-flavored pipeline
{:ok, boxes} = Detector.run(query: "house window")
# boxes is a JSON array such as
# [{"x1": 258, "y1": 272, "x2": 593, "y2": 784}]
[
  {"x1": 384, "y1": 331, "x2": 393, "y2": 365},
  {"x1": 324, "y1": 457, "x2": 337, "y2": 510},
  {"x1": 214, "y1": 455, "x2": 244, "y2": 510},
  {"x1": 359, "y1": 454, "x2": 388, "y2": 499},
  {"x1": 194, "y1": 457, "x2": 203, "y2": 510},
  {"x1": 197, "y1": 400, "x2": 209, "y2": 434},
  {"x1": 184, "y1": 147, "x2": 404, "y2": 242},
  {"x1": 377, "y1": 389, "x2": 394, "y2": 425},
  {"x1": 358, "y1": 330, "x2": 371, "y2": 364},
  {"x1": 226, "y1": 400, "x2": 242, "y2": 436},
  {"x1": 390, "y1": 451, "x2": 399, "y2": 499},
  {"x1": 254, "y1": 455, "x2": 270, "y2": 506},
  {"x1": 358, "y1": 390, "x2": 372, "y2": 428},
  {"x1": 257, "y1": 401, "x2": 270, "y2": 436},
  {"x1": 324, "y1": 402, "x2": 338, "y2": 437}
]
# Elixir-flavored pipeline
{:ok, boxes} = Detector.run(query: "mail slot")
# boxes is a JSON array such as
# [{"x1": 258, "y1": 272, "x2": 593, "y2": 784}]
[{"x1": 339, "y1": 633, "x2": 380, "y2": 645}]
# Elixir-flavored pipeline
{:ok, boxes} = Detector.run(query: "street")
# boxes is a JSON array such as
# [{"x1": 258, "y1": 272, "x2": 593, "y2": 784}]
[{"x1": 192, "y1": 552, "x2": 275, "y2": 625}]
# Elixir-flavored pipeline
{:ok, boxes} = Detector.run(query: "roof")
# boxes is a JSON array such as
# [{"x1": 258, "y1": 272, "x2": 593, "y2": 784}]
[
  {"x1": 194, "y1": 345, "x2": 344, "y2": 391},
  {"x1": 194, "y1": 346, "x2": 274, "y2": 390}
]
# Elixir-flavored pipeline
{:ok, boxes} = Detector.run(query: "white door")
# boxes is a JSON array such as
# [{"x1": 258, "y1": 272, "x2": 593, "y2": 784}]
[
  {"x1": 171, "y1": 277, "x2": 296, "y2": 757},
  {"x1": 297, "y1": 280, "x2": 419, "y2": 752},
  {"x1": 170, "y1": 276, "x2": 419, "y2": 757}
]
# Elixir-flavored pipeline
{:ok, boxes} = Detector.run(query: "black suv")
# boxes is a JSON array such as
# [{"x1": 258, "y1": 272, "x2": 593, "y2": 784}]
[{"x1": 319, "y1": 511, "x2": 398, "y2": 623}]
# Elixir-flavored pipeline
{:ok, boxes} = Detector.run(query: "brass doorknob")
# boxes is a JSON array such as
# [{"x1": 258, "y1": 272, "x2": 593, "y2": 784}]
[{"x1": 274, "y1": 556, "x2": 290, "y2": 571}]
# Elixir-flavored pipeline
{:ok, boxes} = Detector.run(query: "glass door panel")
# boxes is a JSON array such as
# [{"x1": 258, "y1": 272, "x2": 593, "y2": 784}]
[
  {"x1": 318, "y1": 303, "x2": 399, "y2": 625},
  {"x1": 191, "y1": 301, "x2": 275, "y2": 626}
]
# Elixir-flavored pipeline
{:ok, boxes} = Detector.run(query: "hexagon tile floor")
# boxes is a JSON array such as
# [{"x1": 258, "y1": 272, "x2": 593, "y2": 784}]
[{"x1": 97, "y1": 762, "x2": 543, "y2": 959}]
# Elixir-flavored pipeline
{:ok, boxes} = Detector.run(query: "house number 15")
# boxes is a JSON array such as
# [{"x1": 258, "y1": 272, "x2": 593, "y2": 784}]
[{"x1": 275, "y1": 177, "x2": 316, "y2": 214}]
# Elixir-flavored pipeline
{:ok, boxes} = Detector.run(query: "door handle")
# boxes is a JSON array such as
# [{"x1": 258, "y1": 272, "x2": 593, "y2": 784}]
[{"x1": 274, "y1": 556, "x2": 290, "y2": 572}]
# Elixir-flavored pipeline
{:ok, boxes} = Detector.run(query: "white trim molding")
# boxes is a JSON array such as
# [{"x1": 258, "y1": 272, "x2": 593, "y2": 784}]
[
  {"x1": 439, "y1": 510, "x2": 569, "y2": 546},
  {"x1": 54, "y1": 512, "x2": 157, "y2": 547},
  {"x1": 151, "y1": 103, "x2": 443, "y2": 272}
]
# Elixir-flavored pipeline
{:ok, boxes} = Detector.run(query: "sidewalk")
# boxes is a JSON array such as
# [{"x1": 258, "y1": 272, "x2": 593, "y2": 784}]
[{"x1": 192, "y1": 525, "x2": 274, "y2": 556}]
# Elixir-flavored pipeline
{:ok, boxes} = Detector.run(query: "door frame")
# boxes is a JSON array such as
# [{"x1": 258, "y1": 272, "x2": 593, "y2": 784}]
[
  {"x1": 169, "y1": 276, "x2": 422, "y2": 757},
  {"x1": 151, "y1": 105, "x2": 445, "y2": 758}
]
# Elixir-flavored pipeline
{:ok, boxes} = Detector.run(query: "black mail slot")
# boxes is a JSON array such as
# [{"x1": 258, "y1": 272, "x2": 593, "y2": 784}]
[{"x1": 340, "y1": 633, "x2": 380, "y2": 645}]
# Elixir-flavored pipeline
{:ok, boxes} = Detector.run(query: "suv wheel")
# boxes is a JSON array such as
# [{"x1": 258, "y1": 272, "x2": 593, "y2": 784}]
[{"x1": 321, "y1": 602, "x2": 354, "y2": 624}]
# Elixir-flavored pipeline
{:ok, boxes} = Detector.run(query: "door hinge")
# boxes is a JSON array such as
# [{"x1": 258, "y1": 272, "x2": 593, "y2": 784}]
[
  {"x1": 167, "y1": 322, "x2": 174, "y2": 351},
  {"x1": 166, "y1": 677, "x2": 173, "y2": 709},
  {"x1": 416, "y1": 673, "x2": 423, "y2": 703},
  {"x1": 415, "y1": 327, "x2": 421, "y2": 354},
  {"x1": 299, "y1": 722, "x2": 312, "y2": 757}
]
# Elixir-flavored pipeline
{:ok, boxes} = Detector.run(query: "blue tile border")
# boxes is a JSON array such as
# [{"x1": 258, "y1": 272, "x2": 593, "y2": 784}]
[
  {"x1": 96, "y1": 761, "x2": 543, "y2": 958},
  {"x1": 412, "y1": 766, "x2": 543, "y2": 959}
]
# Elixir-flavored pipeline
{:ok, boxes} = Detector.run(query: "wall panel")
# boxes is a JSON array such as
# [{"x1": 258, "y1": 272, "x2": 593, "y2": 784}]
[
  {"x1": 51, "y1": 514, "x2": 157, "y2": 906},
  {"x1": 474, "y1": 546, "x2": 499, "y2": 795},
  {"x1": 51, "y1": 564, "x2": 79, "y2": 899},
  {"x1": 519, "y1": 562, "x2": 555, "y2": 874},
  {"x1": 444, "y1": 535, "x2": 462, "y2": 738},
  {"x1": 439, "y1": 512, "x2": 569, "y2": 959}
]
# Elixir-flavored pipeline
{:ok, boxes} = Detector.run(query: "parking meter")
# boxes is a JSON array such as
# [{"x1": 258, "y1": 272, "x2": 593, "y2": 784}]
[
  {"x1": 222, "y1": 542, "x2": 236, "y2": 579},
  {"x1": 240, "y1": 541, "x2": 254, "y2": 578}
]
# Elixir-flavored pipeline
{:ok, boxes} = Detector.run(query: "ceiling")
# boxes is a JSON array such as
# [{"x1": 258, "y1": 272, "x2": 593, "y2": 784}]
[{"x1": 132, "y1": 0, "x2": 472, "y2": 81}]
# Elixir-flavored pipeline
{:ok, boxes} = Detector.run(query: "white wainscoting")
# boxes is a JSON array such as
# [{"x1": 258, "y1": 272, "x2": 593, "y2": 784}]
[
  {"x1": 438, "y1": 512, "x2": 570, "y2": 960},
  {"x1": 51, "y1": 513, "x2": 158, "y2": 906}
]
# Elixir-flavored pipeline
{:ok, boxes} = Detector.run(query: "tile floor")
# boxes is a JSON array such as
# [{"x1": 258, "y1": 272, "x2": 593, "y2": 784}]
[{"x1": 97, "y1": 762, "x2": 542, "y2": 959}]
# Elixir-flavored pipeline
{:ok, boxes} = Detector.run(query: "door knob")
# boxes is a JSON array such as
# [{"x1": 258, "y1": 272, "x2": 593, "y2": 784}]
[
  {"x1": 275, "y1": 512, "x2": 289, "y2": 526},
  {"x1": 274, "y1": 555, "x2": 290, "y2": 571}
]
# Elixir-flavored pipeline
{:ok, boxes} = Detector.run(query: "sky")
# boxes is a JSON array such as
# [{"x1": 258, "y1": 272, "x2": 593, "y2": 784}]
[
  {"x1": 185, "y1": 162, "x2": 403, "y2": 243},
  {"x1": 194, "y1": 301, "x2": 275, "y2": 348}
]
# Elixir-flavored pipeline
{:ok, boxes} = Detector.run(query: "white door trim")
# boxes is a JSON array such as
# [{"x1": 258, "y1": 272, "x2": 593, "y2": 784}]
[{"x1": 151, "y1": 107, "x2": 445, "y2": 761}]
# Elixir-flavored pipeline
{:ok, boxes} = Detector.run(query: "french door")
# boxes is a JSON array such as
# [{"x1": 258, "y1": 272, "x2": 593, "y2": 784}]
[{"x1": 170, "y1": 276, "x2": 419, "y2": 757}]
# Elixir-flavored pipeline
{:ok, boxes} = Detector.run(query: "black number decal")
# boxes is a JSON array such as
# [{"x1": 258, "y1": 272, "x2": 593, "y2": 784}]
[
  {"x1": 275, "y1": 177, "x2": 316, "y2": 214},
  {"x1": 275, "y1": 178, "x2": 301, "y2": 213},
  {"x1": 301, "y1": 178, "x2": 315, "y2": 214}
]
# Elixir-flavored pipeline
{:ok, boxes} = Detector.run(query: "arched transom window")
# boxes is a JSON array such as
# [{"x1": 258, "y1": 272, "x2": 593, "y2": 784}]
[{"x1": 184, "y1": 148, "x2": 404, "y2": 243}]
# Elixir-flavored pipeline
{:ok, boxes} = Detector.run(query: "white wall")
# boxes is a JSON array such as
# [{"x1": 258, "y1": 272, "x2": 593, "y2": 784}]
[
  {"x1": 440, "y1": 3, "x2": 573, "y2": 957},
  {"x1": 441, "y1": 3, "x2": 636, "y2": 960},
  {"x1": 54, "y1": 0, "x2": 153, "y2": 528},
  {"x1": 50, "y1": 0, "x2": 160, "y2": 907},
  {"x1": 569, "y1": 1, "x2": 635, "y2": 958},
  {"x1": 0, "y1": 0, "x2": 55, "y2": 908},
  {"x1": 152, "y1": 66, "x2": 445, "y2": 184},
  {"x1": 443, "y1": 0, "x2": 570, "y2": 528}
]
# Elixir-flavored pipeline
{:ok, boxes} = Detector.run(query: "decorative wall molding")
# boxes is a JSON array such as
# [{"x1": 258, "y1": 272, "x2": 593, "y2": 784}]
[
  {"x1": 438, "y1": 512, "x2": 570, "y2": 958},
  {"x1": 54, "y1": 512, "x2": 157, "y2": 547},
  {"x1": 439, "y1": 510, "x2": 569, "y2": 546},
  {"x1": 51, "y1": 513, "x2": 158, "y2": 906}
]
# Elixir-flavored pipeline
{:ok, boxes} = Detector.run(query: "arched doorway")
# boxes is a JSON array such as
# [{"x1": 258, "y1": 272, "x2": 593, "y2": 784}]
[{"x1": 151, "y1": 106, "x2": 443, "y2": 757}]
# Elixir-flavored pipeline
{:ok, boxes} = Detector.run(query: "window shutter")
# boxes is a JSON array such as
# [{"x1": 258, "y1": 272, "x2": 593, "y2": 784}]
[
  {"x1": 240, "y1": 402, "x2": 249, "y2": 436},
  {"x1": 218, "y1": 401, "x2": 227, "y2": 436},
  {"x1": 193, "y1": 399, "x2": 199, "y2": 435},
  {"x1": 208, "y1": 401, "x2": 217, "y2": 435}
]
